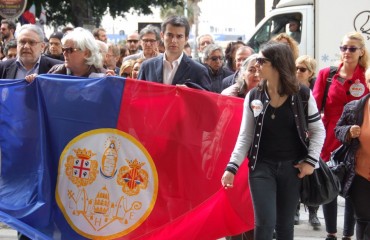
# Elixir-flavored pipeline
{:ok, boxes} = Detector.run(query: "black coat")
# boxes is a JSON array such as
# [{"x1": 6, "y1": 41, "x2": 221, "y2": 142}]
[{"x1": 335, "y1": 93, "x2": 370, "y2": 197}]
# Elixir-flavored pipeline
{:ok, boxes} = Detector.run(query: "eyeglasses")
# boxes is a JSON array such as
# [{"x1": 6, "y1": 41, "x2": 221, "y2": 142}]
[
  {"x1": 296, "y1": 67, "x2": 308, "y2": 73},
  {"x1": 18, "y1": 40, "x2": 42, "y2": 47},
  {"x1": 62, "y1": 47, "x2": 80, "y2": 54},
  {"x1": 127, "y1": 40, "x2": 139, "y2": 43},
  {"x1": 121, "y1": 72, "x2": 130, "y2": 77},
  {"x1": 200, "y1": 41, "x2": 212, "y2": 46},
  {"x1": 339, "y1": 46, "x2": 361, "y2": 53},
  {"x1": 210, "y1": 56, "x2": 224, "y2": 61},
  {"x1": 142, "y1": 39, "x2": 157, "y2": 44},
  {"x1": 256, "y1": 57, "x2": 270, "y2": 65}
]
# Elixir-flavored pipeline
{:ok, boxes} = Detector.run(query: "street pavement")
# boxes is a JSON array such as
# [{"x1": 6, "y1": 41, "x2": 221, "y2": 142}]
[
  {"x1": 0, "y1": 197, "x2": 351, "y2": 240},
  {"x1": 294, "y1": 196, "x2": 347, "y2": 239}
]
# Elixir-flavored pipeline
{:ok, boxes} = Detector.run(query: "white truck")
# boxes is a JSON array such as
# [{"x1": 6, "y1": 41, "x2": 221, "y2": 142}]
[{"x1": 246, "y1": 0, "x2": 370, "y2": 70}]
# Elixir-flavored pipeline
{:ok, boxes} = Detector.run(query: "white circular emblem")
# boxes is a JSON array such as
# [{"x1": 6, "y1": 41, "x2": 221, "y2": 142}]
[
  {"x1": 349, "y1": 80, "x2": 365, "y2": 97},
  {"x1": 56, "y1": 128, "x2": 158, "y2": 239},
  {"x1": 251, "y1": 99, "x2": 263, "y2": 117}
]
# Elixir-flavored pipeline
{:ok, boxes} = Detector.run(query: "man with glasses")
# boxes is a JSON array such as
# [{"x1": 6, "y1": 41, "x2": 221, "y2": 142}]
[
  {"x1": 202, "y1": 44, "x2": 233, "y2": 93},
  {"x1": 138, "y1": 15, "x2": 211, "y2": 91},
  {"x1": 104, "y1": 43, "x2": 120, "y2": 75},
  {"x1": 126, "y1": 32, "x2": 141, "y2": 55},
  {"x1": 195, "y1": 33, "x2": 214, "y2": 63},
  {"x1": 123, "y1": 24, "x2": 161, "y2": 62},
  {"x1": 0, "y1": 24, "x2": 62, "y2": 79}
]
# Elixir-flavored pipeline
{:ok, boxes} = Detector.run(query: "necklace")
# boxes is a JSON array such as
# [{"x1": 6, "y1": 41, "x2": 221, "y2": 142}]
[{"x1": 271, "y1": 95, "x2": 282, "y2": 120}]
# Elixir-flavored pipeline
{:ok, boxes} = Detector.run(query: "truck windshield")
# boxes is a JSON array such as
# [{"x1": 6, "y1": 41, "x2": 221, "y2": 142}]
[{"x1": 247, "y1": 13, "x2": 302, "y2": 53}]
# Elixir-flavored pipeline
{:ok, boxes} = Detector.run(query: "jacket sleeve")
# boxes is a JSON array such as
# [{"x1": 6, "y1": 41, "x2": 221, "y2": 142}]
[
  {"x1": 335, "y1": 101, "x2": 356, "y2": 144},
  {"x1": 306, "y1": 90, "x2": 326, "y2": 166},
  {"x1": 226, "y1": 91, "x2": 254, "y2": 174}
]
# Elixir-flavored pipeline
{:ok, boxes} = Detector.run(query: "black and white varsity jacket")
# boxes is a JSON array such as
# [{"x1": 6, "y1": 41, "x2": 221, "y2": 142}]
[{"x1": 226, "y1": 85, "x2": 326, "y2": 174}]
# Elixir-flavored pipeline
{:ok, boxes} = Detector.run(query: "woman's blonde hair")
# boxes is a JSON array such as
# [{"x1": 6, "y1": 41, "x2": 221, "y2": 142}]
[
  {"x1": 119, "y1": 59, "x2": 135, "y2": 77},
  {"x1": 341, "y1": 31, "x2": 369, "y2": 69},
  {"x1": 296, "y1": 55, "x2": 317, "y2": 78},
  {"x1": 271, "y1": 33, "x2": 299, "y2": 60}
]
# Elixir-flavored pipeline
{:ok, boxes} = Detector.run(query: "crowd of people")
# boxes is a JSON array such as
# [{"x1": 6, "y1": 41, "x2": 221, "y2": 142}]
[{"x1": 0, "y1": 14, "x2": 370, "y2": 240}]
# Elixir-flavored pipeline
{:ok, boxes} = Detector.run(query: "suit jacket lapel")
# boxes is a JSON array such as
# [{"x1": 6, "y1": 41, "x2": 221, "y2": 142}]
[
  {"x1": 172, "y1": 55, "x2": 190, "y2": 85},
  {"x1": 155, "y1": 57, "x2": 163, "y2": 83}
]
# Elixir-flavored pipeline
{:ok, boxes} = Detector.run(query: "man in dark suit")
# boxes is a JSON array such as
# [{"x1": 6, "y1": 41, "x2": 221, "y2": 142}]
[
  {"x1": 138, "y1": 16, "x2": 211, "y2": 91},
  {"x1": 0, "y1": 24, "x2": 62, "y2": 80}
]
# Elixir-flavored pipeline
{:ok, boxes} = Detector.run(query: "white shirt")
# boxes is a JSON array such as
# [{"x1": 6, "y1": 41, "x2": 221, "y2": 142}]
[{"x1": 163, "y1": 53, "x2": 183, "y2": 85}]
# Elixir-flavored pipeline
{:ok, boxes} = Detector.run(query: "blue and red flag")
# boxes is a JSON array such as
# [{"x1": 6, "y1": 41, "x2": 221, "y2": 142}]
[{"x1": 0, "y1": 75, "x2": 253, "y2": 239}]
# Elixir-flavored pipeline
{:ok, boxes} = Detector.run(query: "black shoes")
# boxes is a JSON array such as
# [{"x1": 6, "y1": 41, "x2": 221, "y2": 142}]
[
  {"x1": 308, "y1": 211, "x2": 321, "y2": 228},
  {"x1": 294, "y1": 208, "x2": 300, "y2": 225}
]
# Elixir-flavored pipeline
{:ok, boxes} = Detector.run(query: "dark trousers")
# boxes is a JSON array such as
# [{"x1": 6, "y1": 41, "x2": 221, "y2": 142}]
[
  {"x1": 249, "y1": 159, "x2": 301, "y2": 240},
  {"x1": 323, "y1": 196, "x2": 355, "y2": 236},
  {"x1": 349, "y1": 174, "x2": 370, "y2": 240}
]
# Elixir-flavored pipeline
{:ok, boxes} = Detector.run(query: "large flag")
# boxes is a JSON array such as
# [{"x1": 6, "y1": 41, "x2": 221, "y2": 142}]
[{"x1": 0, "y1": 75, "x2": 253, "y2": 239}]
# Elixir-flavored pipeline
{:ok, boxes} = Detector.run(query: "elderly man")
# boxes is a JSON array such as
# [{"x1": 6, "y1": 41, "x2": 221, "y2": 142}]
[
  {"x1": 138, "y1": 15, "x2": 211, "y2": 91},
  {"x1": 202, "y1": 44, "x2": 233, "y2": 93},
  {"x1": 195, "y1": 33, "x2": 214, "y2": 63},
  {"x1": 221, "y1": 45, "x2": 254, "y2": 90},
  {"x1": 104, "y1": 43, "x2": 120, "y2": 75},
  {"x1": 0, "y1": 24, "x2": 62, "y2": 79},
  {"x1": 123, "y1": 24, "x2": 161, "y2": 62}
]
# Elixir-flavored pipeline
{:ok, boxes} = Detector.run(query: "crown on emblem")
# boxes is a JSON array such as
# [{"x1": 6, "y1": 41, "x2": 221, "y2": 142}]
[
  {"x1": 126, "y1": 159, "x2": 145, "y2": 170},
  {"x1": 74, "y1": 148, "x2": 96, "y2": 160}
]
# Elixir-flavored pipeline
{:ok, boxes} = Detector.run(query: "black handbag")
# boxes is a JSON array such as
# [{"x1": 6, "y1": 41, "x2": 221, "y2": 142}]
[
  {"x1": 329, "y1": 144, "x2": 348, "y2": 183},
  {"x1": 300, "y1": 158, "x2": 341, "y2": 207},
  {"x1": 296, "y1": 91, "x2": 340, "y2": 206}
]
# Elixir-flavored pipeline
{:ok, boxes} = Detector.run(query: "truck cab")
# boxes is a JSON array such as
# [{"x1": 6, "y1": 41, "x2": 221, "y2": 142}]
[{"x1": 246, "y1": 0, "x2": 370, "y2": 70}]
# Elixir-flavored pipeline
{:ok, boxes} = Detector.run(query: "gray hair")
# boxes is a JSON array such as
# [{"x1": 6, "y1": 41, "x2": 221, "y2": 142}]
[
  {"x1": 62, "y1": 27, "x2": 103, "y2": 68},
  {"x1": 237, "y1": 53, "x2": 259, "y2": 86},
  {"x1": 17, "y1": 24, "x2": 45, "y2": 42},
  {"x1": 196, "y1": 34, "x2": 215, "y2": 48},
  {"x1": 202, "y1": 44, "x2": 224, "y2": 62},
  {"x1": 140, "y1": 24, "x2": 160, "y2": 40}
]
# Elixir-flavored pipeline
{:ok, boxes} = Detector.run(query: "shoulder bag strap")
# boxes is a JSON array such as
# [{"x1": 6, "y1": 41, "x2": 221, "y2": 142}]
[{"x1": 321, "y1": 66, "x2": 338, "y2": 111}]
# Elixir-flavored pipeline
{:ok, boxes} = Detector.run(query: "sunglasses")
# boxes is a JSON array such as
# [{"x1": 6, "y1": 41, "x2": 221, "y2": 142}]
[
  {"x1": 339, "y1": 46, "x2": 360, "y2": 53},
  {"x1": 62, "y1": 47, "x2": 79, "y2": 54},
  {"x1": 256, "y1": 57, "x2": 270, "y2": 65},
  {"x1": 127, "y1": 40, "x2": 139, "y2": 43},
  {"x1": 210, "y1": 56, "x2": 224, "y2": 61},
  {"x1": 296, "y1": 67, "x2": 308, "y2": 73}
]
